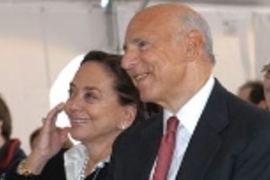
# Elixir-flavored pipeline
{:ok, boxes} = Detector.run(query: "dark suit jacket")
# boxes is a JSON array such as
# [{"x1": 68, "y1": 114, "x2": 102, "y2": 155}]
[{"x1": 108, "y1": 80, "x2": 270, "y2": 180}]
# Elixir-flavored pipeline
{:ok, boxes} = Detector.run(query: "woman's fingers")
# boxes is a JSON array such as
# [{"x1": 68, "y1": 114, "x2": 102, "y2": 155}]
[
  {"x1": 43, "y1": 103, "x2": 65, "y2": 128},
  {"x1": 59, "y1": 127, "x2": 71, "y2": 144}
]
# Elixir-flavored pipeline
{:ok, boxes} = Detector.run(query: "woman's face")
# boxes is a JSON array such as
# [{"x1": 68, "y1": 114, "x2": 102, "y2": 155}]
[{"x1": 64, "y1": 62, "x2": 134, "y2": 144}]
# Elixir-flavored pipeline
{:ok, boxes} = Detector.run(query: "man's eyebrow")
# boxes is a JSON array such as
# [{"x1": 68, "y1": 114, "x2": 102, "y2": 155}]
[
  {"x1": 133, "y1": 38, "x2": 142, "y2": 43},
  {"x1": 122, "y1": 38, "x2": 143, "y2": 51}
]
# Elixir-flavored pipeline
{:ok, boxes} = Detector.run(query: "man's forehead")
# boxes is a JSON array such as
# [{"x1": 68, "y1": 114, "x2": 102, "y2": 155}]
[
  {"x1": 128, "y1": 6, "x2": 178, "y2": 29},
  {"x1": 125, "y1": 22, "x2": 154, "y2": 40},
  {"x1": 125, "y1": 16, "x2": 176, "y2": 38}
]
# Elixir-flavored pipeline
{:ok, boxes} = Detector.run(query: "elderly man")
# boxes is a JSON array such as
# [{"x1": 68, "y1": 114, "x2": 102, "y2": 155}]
[{"x1": 108, "y1": 3, "x2": 270, "y2": 180}]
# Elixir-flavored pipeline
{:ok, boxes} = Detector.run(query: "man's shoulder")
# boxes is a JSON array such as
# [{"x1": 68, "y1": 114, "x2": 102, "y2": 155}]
[
  {"x1": 218, "y1": 91, "x2": 270, "y2": 144},
  {"x1": 211, "y1": 80, "x2": 270, "y2": 125},
  {"x1": 116, "y1": 113, "x2": 162, "y2": 144},
  {"x1": 228, "y1": 91, "x2": 270, "y2": 120},
  {"x1": 129, "y1": 113, "x2": 160, "y2": 132}
]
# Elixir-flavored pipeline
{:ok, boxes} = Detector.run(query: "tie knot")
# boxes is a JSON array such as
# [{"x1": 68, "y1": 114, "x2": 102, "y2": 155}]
[{"x1": 166, "y1": 116, "x2": 179, "y2": 132}]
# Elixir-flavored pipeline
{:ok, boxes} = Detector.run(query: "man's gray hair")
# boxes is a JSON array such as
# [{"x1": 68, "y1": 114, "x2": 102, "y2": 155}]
[{"x1": 180, "y1": 11, "x2": 216, "y2": 65}]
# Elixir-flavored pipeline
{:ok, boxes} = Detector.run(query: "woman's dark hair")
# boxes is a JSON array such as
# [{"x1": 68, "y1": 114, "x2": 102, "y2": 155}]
[
  {"x1": 0, "y1": 95, "x2": 12, "y2": 140},
  {"x1": 81, "y1": 50, "x2": 144, "y2": 125}
]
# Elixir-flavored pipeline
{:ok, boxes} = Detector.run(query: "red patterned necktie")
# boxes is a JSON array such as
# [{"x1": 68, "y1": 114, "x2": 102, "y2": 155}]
[{"x1": 153, "y1": 116, "x2": 179, "y2": 180}]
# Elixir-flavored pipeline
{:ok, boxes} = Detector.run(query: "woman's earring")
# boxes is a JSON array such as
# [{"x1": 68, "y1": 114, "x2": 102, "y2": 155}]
[{"x1": 121, "y1": 124, "x2": 126, "y2": 130}]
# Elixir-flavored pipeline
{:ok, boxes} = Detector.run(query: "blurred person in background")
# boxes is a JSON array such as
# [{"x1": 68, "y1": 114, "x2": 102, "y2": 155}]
[
  {"x1": 237, "y1": 80, "x2": 268, "y2": 109},
  {"x1": 262, "y1": 62, "x2": 270, "y2": 109},
  {"x1": 13, "y1": 50, "x2": 144, "y2": 180},
  {"x1": 0, "y1": 94, "x2": 26, "y2": 180}
]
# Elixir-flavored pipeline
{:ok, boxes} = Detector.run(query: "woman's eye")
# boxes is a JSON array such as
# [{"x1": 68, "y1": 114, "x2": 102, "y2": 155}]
[
  {"x1": 68, "y1": 89, "x2": 74, "y2": 97},
  {"x1": 85, "y1": 92, "x2": 98, "y2": 101}
]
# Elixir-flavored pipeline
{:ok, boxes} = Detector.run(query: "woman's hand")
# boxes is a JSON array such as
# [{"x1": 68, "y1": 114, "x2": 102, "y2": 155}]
[{"x1": 23, "y1": 103, "x2": 70, "y2": 174}]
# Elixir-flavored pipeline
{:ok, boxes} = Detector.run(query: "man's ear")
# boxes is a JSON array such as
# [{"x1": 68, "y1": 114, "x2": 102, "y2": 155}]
[
  {"x1": 185, "y1": 30, "x2": 204, "y2": 61},
  {"x1": 118, "y1": 105, "x2": 137, "y2": 130}
]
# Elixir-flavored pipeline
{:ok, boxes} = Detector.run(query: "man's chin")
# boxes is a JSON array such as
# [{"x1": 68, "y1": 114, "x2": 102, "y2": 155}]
[{"x1": 140, "y1": 91, "x2": 155, "y2": 103}]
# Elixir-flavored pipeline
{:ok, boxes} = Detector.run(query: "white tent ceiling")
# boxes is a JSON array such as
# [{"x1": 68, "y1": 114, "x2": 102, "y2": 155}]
[{"x1": 0, "y1": 0, "x2": 270, "y2": 6}]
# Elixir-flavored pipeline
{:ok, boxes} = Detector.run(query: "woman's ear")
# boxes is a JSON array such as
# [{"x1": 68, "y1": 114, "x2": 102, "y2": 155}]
[{"x1": 118, "y1": 104, "x2": 137, "y2": 130}]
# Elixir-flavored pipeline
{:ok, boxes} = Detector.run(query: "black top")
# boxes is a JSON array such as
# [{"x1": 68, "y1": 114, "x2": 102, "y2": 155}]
[{"x1": 11, "y1": 149, "x2": 109, "y2": 180}]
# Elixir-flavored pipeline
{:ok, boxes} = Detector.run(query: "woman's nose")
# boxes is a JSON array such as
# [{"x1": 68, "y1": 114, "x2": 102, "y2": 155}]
[{"x1": 65, "y1": 97, "x2": 83, "y2": 114}]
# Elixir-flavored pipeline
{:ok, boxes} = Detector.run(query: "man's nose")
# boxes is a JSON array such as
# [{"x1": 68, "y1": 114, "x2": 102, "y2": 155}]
[{"x1": 122, "y1": 49, "x2": 139, "y2": 71}]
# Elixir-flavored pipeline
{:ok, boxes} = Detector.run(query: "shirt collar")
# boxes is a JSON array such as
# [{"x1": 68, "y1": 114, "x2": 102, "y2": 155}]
[
  {"x1": 164, "y1": 75, "x2": 214, "y2": 134},
  {"x1": 64, "y1": 143, "x2": 110, "y2": 180}
]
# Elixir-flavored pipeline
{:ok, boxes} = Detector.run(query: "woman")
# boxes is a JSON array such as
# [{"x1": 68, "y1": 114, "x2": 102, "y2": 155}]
[
  {"x1": 13, "y1": 50, "x2": 144, "y2": 180},
  {"x1": 0, "y1": 95, "x2": 26, "y2": 180}
]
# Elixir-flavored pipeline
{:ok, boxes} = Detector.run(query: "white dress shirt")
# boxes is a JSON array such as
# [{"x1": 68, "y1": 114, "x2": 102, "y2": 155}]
[{"x1": 150, "y1": 75, "x2": 214, "y2": 180}]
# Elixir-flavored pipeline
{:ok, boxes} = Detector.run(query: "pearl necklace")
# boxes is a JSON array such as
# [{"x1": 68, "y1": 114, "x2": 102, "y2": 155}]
[
  {"x1": 76, "y1": 158, "x2": 104, "y2": 180},
  {"x1": 76, "y1": 157, "x2": 89, "y2": 180}
]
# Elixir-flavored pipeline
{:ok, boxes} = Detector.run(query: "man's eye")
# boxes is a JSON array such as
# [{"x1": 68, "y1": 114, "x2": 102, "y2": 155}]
[{"x1": 138, "y1": 41, "x2": 148, "y2": 49}]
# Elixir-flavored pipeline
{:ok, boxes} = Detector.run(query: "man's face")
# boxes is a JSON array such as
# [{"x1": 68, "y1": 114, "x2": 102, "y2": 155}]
[{"x1": 122, "y1": 12, "x2": 190, "y2": 106}]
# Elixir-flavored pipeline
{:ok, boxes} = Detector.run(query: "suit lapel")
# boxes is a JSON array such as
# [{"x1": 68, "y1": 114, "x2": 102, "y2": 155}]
[
  {"x1": 177, "y1": 80, "x2": 230, "y2": 180},
  {"x1": 138, "y1": 112, "x2": 163, "y2": 179}
]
